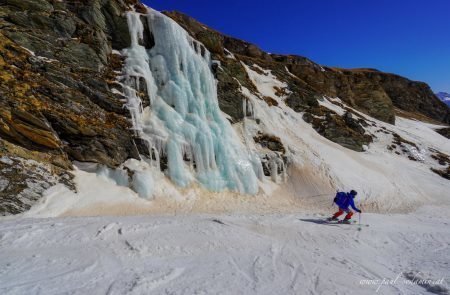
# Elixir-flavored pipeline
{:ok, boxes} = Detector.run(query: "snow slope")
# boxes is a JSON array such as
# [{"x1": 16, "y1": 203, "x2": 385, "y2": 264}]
[
  {"x1": 237, "y1": 63, "x2": 450, "y2": 213},
  {"x1": 1, "y1": 208, "x2": 449, "y2": 294}
]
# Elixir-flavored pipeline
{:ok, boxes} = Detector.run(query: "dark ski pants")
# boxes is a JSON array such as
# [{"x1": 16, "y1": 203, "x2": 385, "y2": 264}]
[{"x1": 333, "y1": 208, "x2": 353, "y2": 220}]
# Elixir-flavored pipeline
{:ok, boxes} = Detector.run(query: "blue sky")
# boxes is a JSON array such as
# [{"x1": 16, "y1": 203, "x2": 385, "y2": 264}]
[{"x1": 143, "y1": 0, "x2": 450, "y2": 93}]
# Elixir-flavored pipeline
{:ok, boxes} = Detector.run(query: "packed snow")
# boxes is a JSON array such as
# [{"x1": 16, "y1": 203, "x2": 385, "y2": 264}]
[{"x1": 1, "y1": 208, "x2": 449, "y2": 294}]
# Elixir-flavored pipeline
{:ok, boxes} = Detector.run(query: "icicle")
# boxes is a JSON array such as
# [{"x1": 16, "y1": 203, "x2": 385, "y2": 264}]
[
  {"x1": 120, "y1": 9, "x2": 260, "y2": 194},
  {"x1": 267, "y1": 154, "x2": 286, "y2": 184},
  {"x1": 279, "y1": 159, "x2": 287, "y2": 183},
  {"x1": 242, "y1": 98, "x2": 255, "y2": 120},
  {"x1": 269, "y1": 157, "x2": 278, "y2": 183},
  {"x1": 248, "y1": 100, "x2": 254, "y2": 118},
  {"x1": 251, "y1": 153, "x2": 265, "y2": 180}
]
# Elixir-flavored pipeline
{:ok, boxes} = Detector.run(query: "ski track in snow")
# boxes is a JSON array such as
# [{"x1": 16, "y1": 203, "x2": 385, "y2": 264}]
[{"x1": 1, "y1": 209, "x2": 449, "y2": 295}]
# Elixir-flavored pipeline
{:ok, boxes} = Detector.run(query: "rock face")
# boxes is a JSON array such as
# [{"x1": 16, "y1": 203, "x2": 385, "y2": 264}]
[
  {"x1": 436, "y1": 128, "x2": 450, "y2": 139},
  {"x1": 0, "y1": 0, "x2": 147, "y2": 214}
]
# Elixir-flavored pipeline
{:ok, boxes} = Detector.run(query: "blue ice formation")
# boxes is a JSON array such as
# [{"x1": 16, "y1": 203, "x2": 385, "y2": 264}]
[{"x1": 121, "y1": 9, "x2": 262, "y2": 194}]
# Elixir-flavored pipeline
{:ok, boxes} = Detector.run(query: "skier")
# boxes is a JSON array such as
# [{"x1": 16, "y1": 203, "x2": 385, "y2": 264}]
[{"x1": 328, "y1": 190, "x2": 362, "y2": 224}]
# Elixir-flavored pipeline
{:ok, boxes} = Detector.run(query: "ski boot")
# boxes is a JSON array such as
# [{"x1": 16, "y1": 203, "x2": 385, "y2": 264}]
[
  {"x1": 327, "y1": 216, "x2": 338, "y2": 222},
  {"x1": 339, "y1": 219, "x2": 352, "y2": 224}
]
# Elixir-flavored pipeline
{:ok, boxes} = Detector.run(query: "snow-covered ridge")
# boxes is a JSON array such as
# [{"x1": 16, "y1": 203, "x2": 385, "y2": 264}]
[{"x1": 436, "y1": 92, "x2": 450, "y2": 107}]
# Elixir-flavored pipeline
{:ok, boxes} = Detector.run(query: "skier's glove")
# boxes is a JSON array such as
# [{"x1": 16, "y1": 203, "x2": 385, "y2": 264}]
[{"x1": 357, "y1": 209, "x2": 362, "y2": 213}]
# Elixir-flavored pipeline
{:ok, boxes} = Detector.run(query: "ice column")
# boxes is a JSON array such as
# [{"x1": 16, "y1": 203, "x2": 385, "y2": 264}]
[{"x1": 121, "y1": 9, "x2": 261, "y2": 194}]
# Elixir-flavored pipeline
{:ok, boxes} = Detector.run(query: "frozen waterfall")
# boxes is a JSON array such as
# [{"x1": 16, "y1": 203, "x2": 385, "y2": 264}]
[{"x1": 120, "y1": 9, "x2": 261, "y2": 194}]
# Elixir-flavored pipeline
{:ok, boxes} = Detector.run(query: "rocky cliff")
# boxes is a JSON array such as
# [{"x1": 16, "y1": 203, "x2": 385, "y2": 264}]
[
  {"x1": 0, "y1": 0, "x2": 148, "y2": 214},
  {"x1": 0, "y1": 1, "x2": 448, "y2": 215}
]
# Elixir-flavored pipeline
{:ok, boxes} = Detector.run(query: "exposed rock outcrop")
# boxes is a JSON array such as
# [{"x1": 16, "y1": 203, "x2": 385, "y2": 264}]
[
  {"x1": 0, "y1": 0, "x2": 145, "y2": 214},
  {"x1": 436, "y1": 128, "x2": 450, "y2": 139}
]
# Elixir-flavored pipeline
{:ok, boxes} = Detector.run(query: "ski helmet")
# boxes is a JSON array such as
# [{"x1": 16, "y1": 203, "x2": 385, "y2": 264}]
[{"x1": 350, "y1": 190, "x2": 358, "y2": 197}]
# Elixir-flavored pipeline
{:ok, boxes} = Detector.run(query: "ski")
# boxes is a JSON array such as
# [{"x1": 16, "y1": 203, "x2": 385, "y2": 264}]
[{"x1": 325, "y1": 219, "x2": 370, "y2": 227}]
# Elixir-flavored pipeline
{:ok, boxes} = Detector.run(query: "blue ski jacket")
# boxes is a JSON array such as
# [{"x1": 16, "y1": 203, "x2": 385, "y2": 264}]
[{"x1": 335, "y1": 192, "x2": 361, "y2": 212}]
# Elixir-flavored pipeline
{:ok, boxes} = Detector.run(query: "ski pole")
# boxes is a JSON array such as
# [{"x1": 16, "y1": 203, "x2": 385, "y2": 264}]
[{"x1": 359, "y1": 204, "x2": 363, "y2": 225}]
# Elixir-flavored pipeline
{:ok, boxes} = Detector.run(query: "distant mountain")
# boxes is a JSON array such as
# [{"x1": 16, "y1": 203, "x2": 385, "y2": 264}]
[{"x1": 436, "y1": 92, "x2": 450, "y2": 107}]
